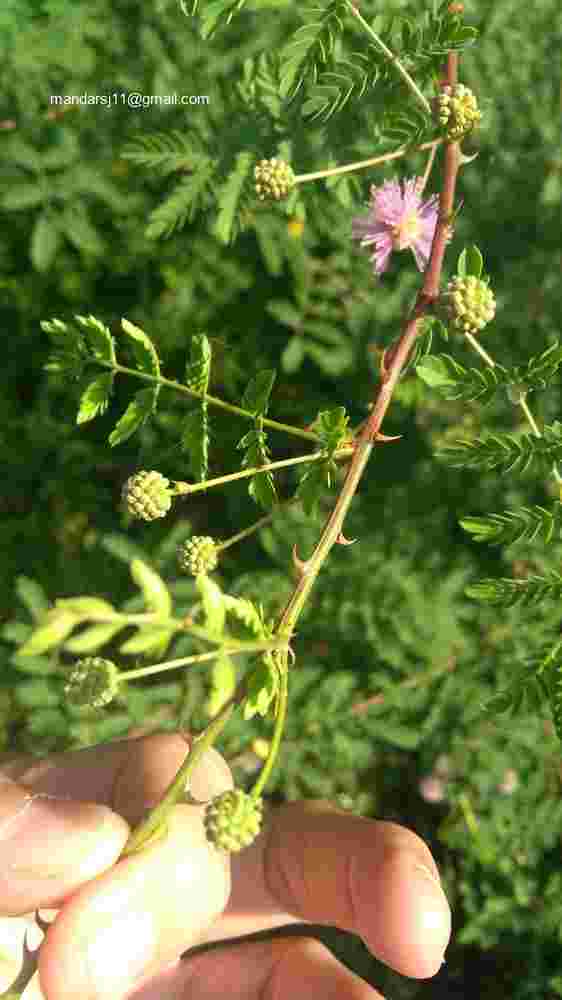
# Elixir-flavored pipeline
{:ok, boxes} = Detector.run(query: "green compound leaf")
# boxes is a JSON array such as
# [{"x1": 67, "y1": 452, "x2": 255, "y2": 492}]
[
  {"x1": 15, "y1": 576, "x2": 49, "y2": 622},
  {"x1": 183, "y1": 334, "x2": 212, "y2": 481},
  {"x1": 197, "y1": 575, "x2": 227, "y2": 639},
  {"x1": 436, "y1": 423, "x2": 562, "y2": 475},
  {"x1": 121, "y1": 318, "x2": 161, "y2": 378},
  {"x1": 185, "y1": 334, "x2": 212, "y2": 395},
  {"x1": 223, "y1": 595, "x2": 267, "y2": 639},
  {"x1": 213, "y1": 151, "x2": 254, "y2": 245},
  {"x1": 109, "y1": 387, "x2": 158, "y2": 447},
  {"x1": 190, "y1": 0, "x2": 249, "y2": 39},
  {"x1": 118, "y1": 626, "x2": 174, "y2": 658},
  {"x1": 237, "y1": 426, "x2": 278, "y2": 511},
  {"x1": 460, "y1": 503, "x2": 562, "y2": 546},
  {"x1": 130, "y1": 559, "x2": 172, "y2": 617},
  {"x1": 16, "y1": 608, "x2": 78, "y2": 657},
  {"x1": 64, "y1": 623, "x2": 125, "y2": 655},
  {"x1": 181, "y1": 410, "x2": 209, "y2": 483},
  {"x1": 309, "y1": 406, "x2": 352, "y2": 457},
  {"x1": 77, "y1": 372, "x2": 114, "y2": 425},
  {"x1": 41, "y1": 317, "x2": 94, "y2": 381},
  {"x1": 457, "y1": 244, "x2": 483, "y2": 279},
  {"x1": 279, "y1": 1, "x2": 348, "y2": 103},
  {"x1": 31, "y1": 210, "x2": 63, "y2": 273},
  {"x1": 465, "y1": 570, "x2": 562, "y2": 608},
  {"x1": 205, "y1": 652, "x2": 237, "y2": 717},
  {"x1": 75, "y1": 314, "x2": 116, "y2": 365},
  {"x1": 241, "y1": 370, "x2": 276, "y2": 417},
  {"x1": 243, "y1": 652, "x2": 280, "y2": 721},
  {"x1": 296, "y1": 458, "x2": 336, "y2": 519}
]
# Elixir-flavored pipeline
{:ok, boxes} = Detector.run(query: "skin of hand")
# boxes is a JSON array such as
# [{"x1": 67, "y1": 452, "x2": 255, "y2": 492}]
[{"x1": 0, "y1": 731, "x2": 451, "y2": 1000}]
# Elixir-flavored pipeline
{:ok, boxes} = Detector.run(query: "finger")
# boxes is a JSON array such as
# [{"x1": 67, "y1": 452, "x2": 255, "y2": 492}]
[
  {"x1": 197, "y1": 798, "x2": 450, "y2": 980},
  {"x1": 39, "y1": 799, "x2": 232, "y2": 1000},
  {"x1": 0, "y1": 733, "x2": 235, "y2": 1000},
  {"x1": 0, "y1": 776, "x2": 129, "y2": 919},
  {"x1": 129, "y1": 935, "x2": 386, "y2": 1000},
  {"x1": 263, "y1": 800, "x2": 451, "y2": 979}
]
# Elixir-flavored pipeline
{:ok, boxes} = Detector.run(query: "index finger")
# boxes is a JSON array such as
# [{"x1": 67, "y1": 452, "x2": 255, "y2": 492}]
[{"x1": 0, "y1": 732, "x2": 232, "y2": 917}]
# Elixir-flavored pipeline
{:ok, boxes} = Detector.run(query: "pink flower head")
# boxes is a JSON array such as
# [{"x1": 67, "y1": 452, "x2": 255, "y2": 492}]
[{"x1": 352, "y1": 176, "x2": 439, "y2": 276}]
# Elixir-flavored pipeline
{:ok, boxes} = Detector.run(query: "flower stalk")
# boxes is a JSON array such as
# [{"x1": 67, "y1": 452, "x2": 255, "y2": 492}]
[{"x1": 294, "y1": 139, "x2": 443, "y2": 185}]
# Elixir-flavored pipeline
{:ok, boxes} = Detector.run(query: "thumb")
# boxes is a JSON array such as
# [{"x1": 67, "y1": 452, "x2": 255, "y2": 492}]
[{"x1": 0, "y1": 777, "x2": 129, "y2": 917}]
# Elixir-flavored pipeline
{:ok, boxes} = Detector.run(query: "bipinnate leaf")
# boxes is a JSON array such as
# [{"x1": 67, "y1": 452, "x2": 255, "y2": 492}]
[
  {"x1": 77, "y1": 373, "x2": 114, "y2": 424},
  {"x1": 109, "y1": 387, "x2": 158, "y2": 447},
  {"x1": 457, "y1": 244, "x2": 483, "y2": 279},
  {"x1": 130, "y1": 559, "x2": 172, "y2": 617},
  {"x1": 183, "y1": 333, "x2": 212, "y2": 481},
  {"x1": 241, "y1": 370, "x2": 276, "y2": 417},
  {"x1": 243, "y1": 653, "x2": 280, "y2": 721}
]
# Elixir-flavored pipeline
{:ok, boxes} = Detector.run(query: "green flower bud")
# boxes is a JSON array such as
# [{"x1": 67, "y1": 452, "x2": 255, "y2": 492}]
[
  {"x1": 506, "y1": 383, "x2": 527, "y2": 405},
  {"x1": 441, "y1": 275, "x2": 496, "y2": 335},
  {"x1": 64, "y1": 656, "x2": 119, "y2": 709},
  {"x1": 435, "y1": 84, "x2": 482, "y2": 141},
  {"x1": 178, "y1": 536, "x2": 219, "y2": 576},
  {"x1": 122, "y1": 470, "x2": 173, "y2": 521},
  {"x1": 204, "y1": 789, "x2": 263, "y2": 853},
  {"x1": 254, "y1": 158, "x2": 295, "y2": 202}
]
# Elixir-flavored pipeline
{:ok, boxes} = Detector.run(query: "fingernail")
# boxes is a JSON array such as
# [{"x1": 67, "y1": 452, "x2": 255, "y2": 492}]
[
  {"x1": 80, "y1": 910, "x2": 156, "y2": 1000},
  {"x1": 0, "y1": 792, "x2": 112, "y2": 884},
  {"x1": 412, "y1": 862, "x2": 449, "y2": 921},
  {"x1": 412, "y1": 862, "x2": 450, "y2": 960},
  {"x1": 412, "y1": 862, "x2": 443, "y2": 894}
]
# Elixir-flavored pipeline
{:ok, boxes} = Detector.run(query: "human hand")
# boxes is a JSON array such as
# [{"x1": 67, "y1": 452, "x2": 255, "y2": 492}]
[{"x1": 0, "y1": 732, "x2": 450, "y2": 1000}]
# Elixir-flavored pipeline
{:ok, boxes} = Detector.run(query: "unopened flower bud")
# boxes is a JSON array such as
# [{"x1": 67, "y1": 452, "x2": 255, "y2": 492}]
[
  {"x1": 122, "y1": 470, "x2": 173, "y2": 521},
  {"x1": 204, "y1": 789, "x2": 263, "y2": 853},
  {"x1": 178, "y1": 535, "x2": 218, "y2": 576},
  {"x1": 497, "y1": 768, "x2": 519, "y2": 794},
  {"x1": 254, "y1": 158, "x2": 295, "y2": 202},
  {"x1": 419, "y1": 775, "x2": 447, "y2": 803},
  {"x1": 435, "y1": 84, "x2": 482, "y2": 141},
  {"x1": 441, "y1": 275, "x2": 496, "y2": 335},
  {"x1": 506, "y1": 383, "x2": 527, "y2": 405},
  {"x1": 64, "y1": 656, "x2": 119, "y2": 709}
]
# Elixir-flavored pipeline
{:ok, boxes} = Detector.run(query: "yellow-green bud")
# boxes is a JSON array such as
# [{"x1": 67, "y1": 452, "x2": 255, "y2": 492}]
[
  {"x1": 254, "y1": 158, "x2": 295, "y2": 202},
  {"x1": 64, "y1": 656, "x2": 119, "y2": 709},
  {"x1": 204, "y1": 789, "x2": 263, "y2": 853},
  {"x1": 506, "y1": 383, "x2": 527, "y2": 405},
  {"x1": 441, "y1": 275, "x2": 496, "y2": 335},
  {"x1": 178, "y1": 536, "x2": 218, "y2": 576},
  {"x1": 435, "y1": 84, "x2": 482, "y2": 141},
  {"x1": 122, "y1": 470, "x2": 173, "y2": 521}
]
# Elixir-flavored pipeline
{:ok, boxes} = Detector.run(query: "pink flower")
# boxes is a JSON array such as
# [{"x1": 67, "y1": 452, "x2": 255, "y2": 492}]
[
  {"x1": 418, "y1": 775, "x2": 447, "y2": 803},
  {"x1": 352, "y1": 176, "x2": 439, "y2": 276}
]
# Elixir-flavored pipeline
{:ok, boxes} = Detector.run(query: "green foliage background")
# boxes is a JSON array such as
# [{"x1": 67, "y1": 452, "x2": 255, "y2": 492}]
[{"x1": 1, "y1": 0, "x2": 562, "y2": 996}]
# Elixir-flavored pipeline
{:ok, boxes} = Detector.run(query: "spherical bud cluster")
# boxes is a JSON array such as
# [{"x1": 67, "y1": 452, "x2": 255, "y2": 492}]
[
  {"x1": 122, "y1": 470, "x2": 172, "y2": 521},
  {"x1": 441, "y1": 275, "x2": 496, "y2": 335},
  {"x1": 435, "y1": 84, "x2": 482, "y2": 141},
  {"x1": 64, "y1": 657, "x2": 120, "y2": 709},
  {"x1": 204, "y1": 789, "x2": 263, "y2": 853},
  {"x1": 178, "y1": 535, "x2": 218, "y2": 576},
  {"x1": 254, "y1": 158, "x2": 295, "y2": 202}
]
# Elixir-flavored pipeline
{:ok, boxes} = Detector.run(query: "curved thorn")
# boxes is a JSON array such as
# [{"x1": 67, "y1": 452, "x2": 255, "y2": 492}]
[
  {"x1": 292, "y1": 543, "x2": 310, "y2": 575},
  {"x1": 286, "y1": 643, "x2": 296, "y2": 667},
  {"x1": 375, "y1": 431, "x2": 403, "y2": 443},
  {"x1": 336, "y1": 531, "x2": 358, "y2": 546}
]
